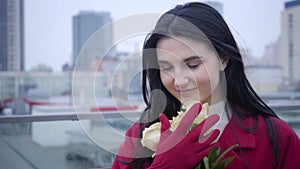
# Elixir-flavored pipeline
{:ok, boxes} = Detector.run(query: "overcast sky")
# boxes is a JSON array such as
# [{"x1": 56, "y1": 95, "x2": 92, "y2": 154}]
[{"x1": 25, "y1": 0, "x2": 286, "y2": 72}]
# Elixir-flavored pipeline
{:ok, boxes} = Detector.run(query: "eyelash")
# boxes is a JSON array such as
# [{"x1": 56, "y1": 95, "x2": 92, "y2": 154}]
[
  {"x1": 160, "y1": 66, "x2": 173, "y2": 71},
  {"x1": 159, "y1": 63, "x2": 200, "y2": 71},
  {"x1": 187, "y1": 64, "x2": 200, "y2": 69}
]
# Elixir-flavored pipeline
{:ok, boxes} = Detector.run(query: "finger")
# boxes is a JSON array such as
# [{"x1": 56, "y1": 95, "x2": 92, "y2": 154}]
[
  {"x1": 174, "y1": 103, "x2": 202, "y2": 136},
  {"x1": 189, "y1": 114, "x2": 220, "y2": 139},
  {"x1": 159, "y1": 113, "x2": 170, "y2": 133},
  {"x1": 195, "y1": 142, "x2": 220, "y2": 159},
  {"x1": 159, "y1": 113, "x2": 171, "y2": 142},
  {"x1": 198, "y1": 129, "x2": 220, "y2": 144}
]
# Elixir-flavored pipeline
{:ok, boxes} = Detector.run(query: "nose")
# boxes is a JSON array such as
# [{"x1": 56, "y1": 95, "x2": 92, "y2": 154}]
[{"x1": 174, "y1": 69, "x2": 189, "y2": 90}]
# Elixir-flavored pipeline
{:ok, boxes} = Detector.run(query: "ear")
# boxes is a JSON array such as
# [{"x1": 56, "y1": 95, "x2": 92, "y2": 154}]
[{"x1": 220, "y1": 56, "x2": 230, "y2": 71}]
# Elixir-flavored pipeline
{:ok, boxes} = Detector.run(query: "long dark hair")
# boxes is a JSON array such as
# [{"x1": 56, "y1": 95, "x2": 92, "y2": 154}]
[{"x1": 129, "y1": 2, "x2": 279, "y2": 168}]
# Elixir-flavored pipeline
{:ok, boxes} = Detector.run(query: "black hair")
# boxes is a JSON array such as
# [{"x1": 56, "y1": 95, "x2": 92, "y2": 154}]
[{"x1": 123, "y1": 2, "x2": 280, "y2": 168}]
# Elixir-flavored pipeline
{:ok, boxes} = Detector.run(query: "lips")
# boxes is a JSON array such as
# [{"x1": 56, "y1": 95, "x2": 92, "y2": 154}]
[{"x1": 176, "y1": 88, "x2": 198, "y2": 95}]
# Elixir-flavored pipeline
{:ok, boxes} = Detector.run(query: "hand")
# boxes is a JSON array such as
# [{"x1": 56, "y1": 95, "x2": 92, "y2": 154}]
[{"x1": 149, "y1": 103, "x2": 220, "y2": 169}]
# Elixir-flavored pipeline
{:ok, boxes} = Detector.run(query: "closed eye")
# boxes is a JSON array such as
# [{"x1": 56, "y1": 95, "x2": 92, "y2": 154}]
[
  {"x1": 158, "y1": 61, "x2": 173, "y2": 71},
  {"x1": 159, "y1": 64, "x2": 173, "y2": 71},
  {"x1": 187, "y1": 64, "x2": 200, "y2": 69},
  {"x1": 185, "y1": 57, "x2": 203, "y2": 69},
  {"x1": 158, "y1": 60, "x2": 174, "y2": 71}
]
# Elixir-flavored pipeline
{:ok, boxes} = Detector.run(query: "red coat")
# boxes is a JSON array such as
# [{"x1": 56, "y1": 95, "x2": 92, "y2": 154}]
[{"x1": 112, "y1": 115, "x2": 300, "y2": 169}]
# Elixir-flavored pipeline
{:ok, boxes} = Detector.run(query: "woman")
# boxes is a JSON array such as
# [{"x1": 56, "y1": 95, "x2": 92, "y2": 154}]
[{"x1": 112, "y1": 2, "x2": 300, "y2": 169}]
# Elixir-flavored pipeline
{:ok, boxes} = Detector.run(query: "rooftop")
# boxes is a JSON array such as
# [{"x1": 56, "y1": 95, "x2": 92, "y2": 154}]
[{"x1": 285, "y1": 0, "x2": 300, "y2": 9}]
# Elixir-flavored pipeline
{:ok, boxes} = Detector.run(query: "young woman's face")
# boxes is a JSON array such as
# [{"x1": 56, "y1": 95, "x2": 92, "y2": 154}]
[{"x1": 156, "y1": 36, "x2": 227, "y2": 104}]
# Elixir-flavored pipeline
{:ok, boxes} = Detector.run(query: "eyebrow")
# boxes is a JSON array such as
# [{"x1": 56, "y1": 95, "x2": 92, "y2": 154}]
[
  {"x1": 158, "y1": 55, "x2": 202, "y2": 64},
  {"x1": 182, "y1": 55, "x2": 202, "y2": 62}
]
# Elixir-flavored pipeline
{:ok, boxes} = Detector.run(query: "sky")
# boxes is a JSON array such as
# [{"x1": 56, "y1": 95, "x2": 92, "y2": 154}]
[{"x1": 25, "y1": 0, "x2": 286, "y2": 72}]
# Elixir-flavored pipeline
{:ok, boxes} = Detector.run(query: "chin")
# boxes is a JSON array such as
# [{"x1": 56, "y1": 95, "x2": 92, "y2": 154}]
[{"x1": 179, "y1": 97, "x2": 201, "y2": 104}]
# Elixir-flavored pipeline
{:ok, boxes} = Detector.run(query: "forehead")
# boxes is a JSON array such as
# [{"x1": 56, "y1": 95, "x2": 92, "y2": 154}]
[{"x1": 156, "y1": 36, "x2": 213, "y2": 59}]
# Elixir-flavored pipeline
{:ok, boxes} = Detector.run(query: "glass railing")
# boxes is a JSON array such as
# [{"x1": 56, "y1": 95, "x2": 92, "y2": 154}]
[
  {"x1": 0, "y1": 105, "x2": 299, "y2": 169},
  {"x1": 273, "y1": 106, "x2": 300, "y2": 136},
  {"x1": 0, "y1": 111, "x2": 139, "y2": 169}
]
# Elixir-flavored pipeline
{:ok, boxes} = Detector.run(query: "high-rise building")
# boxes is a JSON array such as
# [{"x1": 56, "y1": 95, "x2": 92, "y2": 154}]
[
  {"x1": 72, "y1": 11, "x2": 112, "y2": 70},
  {"x1": 0, "y1": 0, "x2": 25, "y2": 71},
  {"x1": 280, "y1": 0, "x2": 300, "y2": 90}
]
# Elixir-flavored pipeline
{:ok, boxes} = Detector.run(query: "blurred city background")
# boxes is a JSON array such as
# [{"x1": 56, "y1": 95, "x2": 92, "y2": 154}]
[{"x1": 0, "y1": 0, "x2": 300, "y2": 169}]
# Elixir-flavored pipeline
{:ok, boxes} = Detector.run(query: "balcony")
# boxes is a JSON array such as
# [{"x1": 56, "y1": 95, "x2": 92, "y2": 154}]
[{"x1": 0, "y1": 104, "x2": 299, "y2": 169}]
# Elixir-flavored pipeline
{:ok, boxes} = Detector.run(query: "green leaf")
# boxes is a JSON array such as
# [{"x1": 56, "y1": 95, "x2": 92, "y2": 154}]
[
  {"x1": 194, "y1": 144, "x2": 238, "y2": 169},
  {"x1": 208, "y1": 146, "x2": 219, "y2": 164},
  {"x1": 203, "y1": 156, "x2": 210, "y2": 169},
  {"x1": 214, "y1": 144, "x2": 238, "y2": 164},
  {"x1": 212, "y1": 160, "x2": 225, "y2": 169},
  {"x1": 194, "y1": 163, "x2": 201, "y2": 169},
  {"x1": 222, "y1": 156, "x2": 236, "y2": 168},
  {"x1": 194, "y1": 161, "x2": 206, "y2": 169},
  {"x1": 212, "y1": 156, "x2": 236, "y2": 169}
]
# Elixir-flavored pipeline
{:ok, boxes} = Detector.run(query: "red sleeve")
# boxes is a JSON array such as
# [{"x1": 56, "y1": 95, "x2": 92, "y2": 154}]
[
  {"x1": 273, "y1": 117, "x2": 300, "y2": 169},
  {"x1": 112, "y1": 122, "x2": 143, "y2": 169}
]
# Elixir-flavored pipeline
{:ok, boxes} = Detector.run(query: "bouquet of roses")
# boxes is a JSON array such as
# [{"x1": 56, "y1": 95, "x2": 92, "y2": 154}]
[{"x1": 141, "y1": 101, "x2": 237, "y2": 169}]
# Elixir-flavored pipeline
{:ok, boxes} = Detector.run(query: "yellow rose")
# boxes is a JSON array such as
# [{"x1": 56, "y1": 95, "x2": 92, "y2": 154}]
[
  {"x1": 141, "y1": 101, "x2": 210, "y2": 151},
  {"x1": 170, "y1": 101, "x2": 209, "y2": 132},
  {"x1": 141, "y1": 122, "x2": 161, "y2": 151},
  {"x1": 192, "y1": 102, "x2": 209, "y2": 128}
]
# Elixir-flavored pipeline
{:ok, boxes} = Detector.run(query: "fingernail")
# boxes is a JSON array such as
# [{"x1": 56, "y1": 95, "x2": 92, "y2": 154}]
[
  {"x1": 212, "y1": 114, "x2": 220, "y2": 121},
  {"x1": 191, "y1": 103, "x2": 202, "y2": 113}
]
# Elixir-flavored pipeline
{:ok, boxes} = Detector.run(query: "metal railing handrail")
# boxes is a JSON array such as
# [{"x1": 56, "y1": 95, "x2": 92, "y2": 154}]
[
  {"x1": 269, "y1": 104, "x2": 300, "y2": 112},
  {"x1": 0, "y1": 111, "x2": 141, "y2": 123},
  {"x1": 0, "y1": 104, "x2": 300, "y2": 123}
]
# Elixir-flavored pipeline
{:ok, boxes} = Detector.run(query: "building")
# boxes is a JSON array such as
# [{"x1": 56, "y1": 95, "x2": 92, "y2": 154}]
[
  {"x1": 261, "y1": 40, "x2": 280, "y2": 66},
  {"x1": 240, "y1": 48, "x2": 262, "y2": 66},
  {"x1": 106, "y1": 52, "x2": 142, "y2": 99},
  {"x1": 280, "y1": 0, "x2": 300, "y2": 90},
  {"x1": 30, "y1": 64, "x2": 53, "y2": 73},
  {"x1": 0, "y1": 71, "x2": 108, "y2": 99},
  {"x1": 0, "y1": 0, "x2": 25, "y2": 71},
  {"x1": 245, "y1": 65, "x2": 283, "y2": 94},
  {"x1": 72, "y1": 11, "x2": 113, "y2": 70}
]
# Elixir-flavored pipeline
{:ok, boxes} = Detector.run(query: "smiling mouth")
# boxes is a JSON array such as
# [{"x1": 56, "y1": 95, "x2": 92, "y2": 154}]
[{"x1": 176, "y1": 88, "x2": 198, "y2": 95}]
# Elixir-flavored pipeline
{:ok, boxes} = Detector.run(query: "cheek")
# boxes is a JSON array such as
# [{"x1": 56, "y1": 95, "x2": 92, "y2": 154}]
[
  {"x1": 160, "y1": 72, "x2": 174, "y2": 89},
  {"x1": 193, "y1": 66, "x2": 211, "y2": 85},
  {"x1": 194, "y1": 73, "x2": 211, "y2": 88},
  {"x1": 207, "y1": 68, "x2": 221, "y2": 89},
  {"x1": 194, "y1": 67, "x2": 220, "y2": 94}
]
